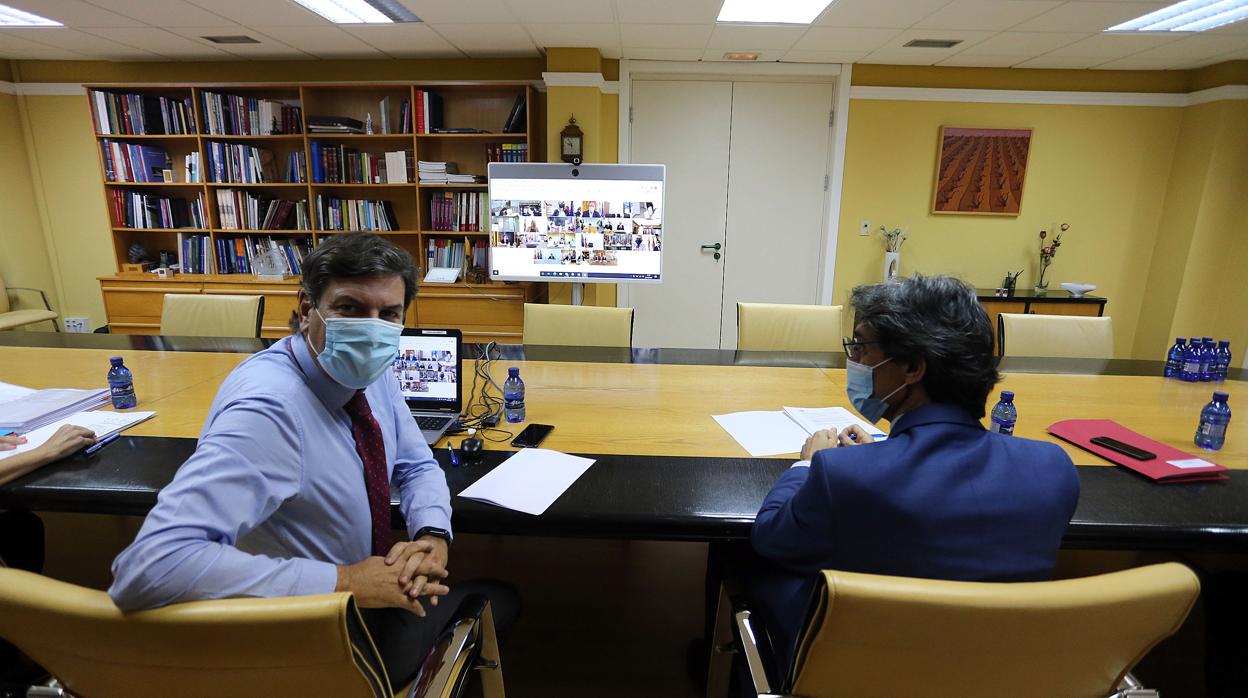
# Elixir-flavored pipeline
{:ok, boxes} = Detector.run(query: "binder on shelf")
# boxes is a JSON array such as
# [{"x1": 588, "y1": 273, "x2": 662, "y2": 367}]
[{"x1": 502, "y1": 95, "x2": 526, "y2": 133}]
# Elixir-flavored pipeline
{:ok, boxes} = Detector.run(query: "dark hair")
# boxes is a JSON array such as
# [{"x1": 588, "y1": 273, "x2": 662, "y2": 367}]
[
  {"x1": 300, "y1": 233, "x2": 417, "y2": 308},
  {"x1": 849, "y1": 274, "x2": 999, "y2": 418}
]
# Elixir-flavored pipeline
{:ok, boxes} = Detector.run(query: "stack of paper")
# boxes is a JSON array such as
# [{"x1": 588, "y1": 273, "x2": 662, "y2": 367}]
[
  {"x1": 458, "y1": 448, "x2": 596, "y2": 515},
  {"x1": 417, "y1": 160, "x2": 458, "y2": 184},
  {"x1": 713, "y1": 406, "x2": 887, "y2": 457},
  {"x1": 0, "y1": 410, "x2": 155, "y2": 461},
  {"x1": 0, "y1": 385, "x2": 111, "y2": 434}
]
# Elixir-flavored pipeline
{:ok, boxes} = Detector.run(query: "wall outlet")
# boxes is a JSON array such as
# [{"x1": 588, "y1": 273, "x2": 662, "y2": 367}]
[
  {"x1": 63, "y1": 317, "x2": 91, "y2": 333},
  {"x1": 860, "y1": 220, "x2": 870, "y2": 236}
]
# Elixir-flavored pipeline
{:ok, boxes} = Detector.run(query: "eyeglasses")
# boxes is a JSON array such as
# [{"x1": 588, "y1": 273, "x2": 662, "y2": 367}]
[{"x1": 842, "y1": 337, "x2": 883, "y2": 361}]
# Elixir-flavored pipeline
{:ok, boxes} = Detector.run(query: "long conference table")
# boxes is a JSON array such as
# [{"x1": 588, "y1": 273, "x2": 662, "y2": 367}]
[{"x1": 0, "y1": 333, "x2": 1245, "y2": 553}]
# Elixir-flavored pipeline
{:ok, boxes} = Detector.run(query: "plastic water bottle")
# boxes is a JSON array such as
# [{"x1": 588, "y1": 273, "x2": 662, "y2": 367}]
[
  {"x1": 1194, "y1": 391, "x2": 1231, "y2": 451},
  {"x1": 989, "y1": 390, "x2": 1017, "y2": 436},
  {"x1": 1199, "y1": 338, "x2": 1215, "y2": 382},
  {"x1": 1181, "y1": 338, "x2": 1202, "y2": 382},
  {"x1": 1214, "y1": 341, "x2": 1231, "y2": 382},
  {"x1": 107, "y1": 356, "x2": 137, "y2": 409},
  {"x1": 503, "y1": 367, "x2": 525, "y2": 423},
  {"x1": 1164, "y1": 338, "x2": 1186, "y2": 378}
]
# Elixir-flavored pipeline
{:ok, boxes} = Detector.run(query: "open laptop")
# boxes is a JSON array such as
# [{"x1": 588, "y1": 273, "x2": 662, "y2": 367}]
[{"x1": 392, "y1": 328, "x2": 463, "y2": 444}]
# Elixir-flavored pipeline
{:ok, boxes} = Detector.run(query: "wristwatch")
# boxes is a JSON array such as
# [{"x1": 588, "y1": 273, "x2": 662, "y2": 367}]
[{"x1": 415, "y1": 526, "x2": 452, "y2": 545}]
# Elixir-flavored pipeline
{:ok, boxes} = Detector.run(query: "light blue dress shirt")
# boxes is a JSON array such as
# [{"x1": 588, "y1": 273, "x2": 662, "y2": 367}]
[{"x1": 109, "y1": 334, "x2": 451, "y2": 611}]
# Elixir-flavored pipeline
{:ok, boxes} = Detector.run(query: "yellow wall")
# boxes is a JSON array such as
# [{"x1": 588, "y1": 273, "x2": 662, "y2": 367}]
[
  {"x1": 0, "y1": 91, "x2": 60, "y2": 328},
  {"x1": 834, "y1": 98, "x2": 1183, "y2": 358}
]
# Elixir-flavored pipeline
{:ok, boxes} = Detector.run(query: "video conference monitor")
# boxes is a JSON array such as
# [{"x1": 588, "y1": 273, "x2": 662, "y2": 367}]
[{"x1": 487, "y1": 163, "x2": 665, "y2": 284}]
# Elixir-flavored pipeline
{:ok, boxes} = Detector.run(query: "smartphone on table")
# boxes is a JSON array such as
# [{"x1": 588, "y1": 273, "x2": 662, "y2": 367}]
[{"x1": 511, "y1": 423, "x2": 554, "y2": 448}]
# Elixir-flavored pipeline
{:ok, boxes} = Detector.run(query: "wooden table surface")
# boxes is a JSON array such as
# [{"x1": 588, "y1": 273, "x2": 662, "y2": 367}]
[{"x1": 1, "y1": 345, "x2": 1242, "y2": 468}]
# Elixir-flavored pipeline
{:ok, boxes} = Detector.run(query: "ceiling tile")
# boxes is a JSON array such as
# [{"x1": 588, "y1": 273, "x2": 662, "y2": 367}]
[
  {"x1": 398, "y1": 0, "x2": 518, "y2": 23},
  {"x1": 81, "y1": 27, "x2": 238, "y2": 58},
  {"x1": 1042, "y1": 32, "x2": 1182, "y2": 58},
  {"x1": 0, "y1": 30, "x2": 85, "y2": 59},
  {"x1": 1206, "y1": 19, "x2": 1248, "y2": 35},
  {"x1": 1012, "y1": 2, "x2": 1171, "y2": 33},
  {"x1": 915, "y1": 0, "x2": 1062, "y2": 31},
  {"x1": 936, "y1": 53, "x2": 1037, "y2": 67},
  {"x1": 6, "y1": 0, "x2": 145, "y2": 27},
  {"x1": 859, "y1": 51, "x2": 948, "y2": 65},
  {"x1": 1093, "y1": 55, "x2": 1200, "y2": 70},
  {"x1": 620, "y1": 23, "x2": 712, "y2": 49},
  {"x1": 503, "y1": 0, "x2": 615, "y2": 23},
  {"x1": 85, "y1": 0, "x2": 237, "y2": 27},
  {"x1": 815, "y1": 0, "x2": 954, "y2": 29},
  {"x1": 342, "y1": 23, "x2": 463, "y2": 57},
  {"x1": 242, "y1": 26, "x2": 387, "y2": 59},
  {"x1": 707, "y1": 25, "x2": 808, "y2": 50},
  {"x1": 621, "y1": 47, "x2": 706, "y2": 60},
  {"x1": 524, "y1": 23, "x2": 620, "y2": 52},
  {"x1": 792, "y1": 26, "x2": 902, "y2": 52},
  {"x1": 13, "y1": 26, "x2": 164, "y2": 58},
  {"x1": 957, "y1": 31, "x2": 1090, "y2": 55},
  {"x1": 429, "y1": 23, "x2": 539, "y2": 56},
  {"x1": 616, "y1": 0, "x2": 722, "y2": 24},
  {"x1": 1106, "y1": 34, "x2": 1248, "y2": 62},
  {"x1": 782, "y1": 49, "x2": 870, "y2": 63},
  {"x1": 182, "y1": 0, "x2": 333, "y2": 26},
  {"x1": 1013, "y1": 54, "x2": 1102, "y2": 68},
  {"x1": 700, "y1": 48, "x2": 787, "y2": 62}
]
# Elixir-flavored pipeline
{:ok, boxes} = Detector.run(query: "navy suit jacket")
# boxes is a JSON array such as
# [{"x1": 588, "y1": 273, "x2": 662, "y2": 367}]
[{"x1": 749, "y1": 402, "x2": 1079, "y2": 666}]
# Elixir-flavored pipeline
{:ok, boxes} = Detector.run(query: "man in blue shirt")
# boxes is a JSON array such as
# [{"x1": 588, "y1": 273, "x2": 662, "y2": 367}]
[
  {"x1": 740, "y1": 275, "x2": 1079, "y2": 673},
  {"x1": 110, "y1": 233, "x2": 515, "y2": 689}
]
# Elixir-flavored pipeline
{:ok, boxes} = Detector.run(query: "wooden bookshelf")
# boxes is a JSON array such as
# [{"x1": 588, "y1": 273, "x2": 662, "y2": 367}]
[{"x1": 89, "y1": 81, "x2": 539, "y2": 340}]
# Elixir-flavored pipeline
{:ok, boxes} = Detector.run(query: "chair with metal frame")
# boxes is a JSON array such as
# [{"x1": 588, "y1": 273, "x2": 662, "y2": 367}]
[
  {"x1": 0, "y1": 568, "x2": 503, "y2": 698},
  {"x1": 0, "y1": 275, "x2": 58, "y2": 332},
  {"x1": 708, "y1": 563, "x2": 1199, "y2": 698}
]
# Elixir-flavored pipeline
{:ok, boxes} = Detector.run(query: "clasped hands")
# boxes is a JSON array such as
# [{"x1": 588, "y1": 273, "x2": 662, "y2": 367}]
[
  {"x1": 336, "y1": 536, "x2": 450, "y2": 616},
  {"x1": 800, "y1": 424, "x2": 876, "y2": 460}
]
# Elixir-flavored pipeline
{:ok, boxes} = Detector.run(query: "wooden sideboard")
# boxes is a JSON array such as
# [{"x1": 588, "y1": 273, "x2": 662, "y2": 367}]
[
  {"x1": 99, "y1": 275, "x2": 544, "y2": 342},
  {"x1": 976, "y1": 288, "x2": 1107, "y2": 354}
]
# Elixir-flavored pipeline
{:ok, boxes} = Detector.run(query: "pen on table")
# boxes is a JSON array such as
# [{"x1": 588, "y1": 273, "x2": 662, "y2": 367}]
[
  {"x1": 85, "y1": 432, "x2": 120, "y2": 456},
  {"x1": 448, "y1": 446, "x2": 460, "y2": 467}
]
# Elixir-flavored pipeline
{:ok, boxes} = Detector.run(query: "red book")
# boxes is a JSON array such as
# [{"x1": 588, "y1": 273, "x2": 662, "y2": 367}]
[
  {"x1": 415, "y1": 90, "x2": 425, "y2": 135},
  {"x1": 1048, "y1": 419, "x2": 1229, "y2": 483}
]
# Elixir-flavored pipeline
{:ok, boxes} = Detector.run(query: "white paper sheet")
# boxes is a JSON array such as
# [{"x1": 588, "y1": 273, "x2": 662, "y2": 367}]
[
  {"x1": 0, "y1": 382, "x2": 36, "y2": 406},
  {"x1": 1167, "y1": 458, "x2": 1218, "y2": 470},
  {"x1": 782, "y1": 406, "x2": 888, "y2": 440},
  {"x1": 0, "y1": 410, "x2": 155, "y2": 461},
  {"x1": 712, "y1": 411, "x2": 810, "y2": 457},
  {"x1": 457, "y1": 448, "x2": 596, "y2": 516}
]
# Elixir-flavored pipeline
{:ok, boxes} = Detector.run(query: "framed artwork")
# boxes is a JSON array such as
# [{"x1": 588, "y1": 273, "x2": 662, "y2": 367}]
[{"x1": 932, "y1": 126, "x2": 1032, "y2": 216}]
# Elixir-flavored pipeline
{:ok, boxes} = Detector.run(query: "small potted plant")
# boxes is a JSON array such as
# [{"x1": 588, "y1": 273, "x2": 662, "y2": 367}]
[
  {"x1": 880, "y1": 225, "x2": 906, "y2": 281},
  {"x1": 1035, "y1": 222, "x2": 1069, "y2": 292}
]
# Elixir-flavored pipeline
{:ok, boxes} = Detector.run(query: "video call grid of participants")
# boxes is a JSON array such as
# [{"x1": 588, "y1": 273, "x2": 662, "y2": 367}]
[
  {"x1": 490, "y1": 199, "x2": 662, "y2": 268},
  {"x1": 392, "y1": 348, "x2": 456, "y2": 395}
]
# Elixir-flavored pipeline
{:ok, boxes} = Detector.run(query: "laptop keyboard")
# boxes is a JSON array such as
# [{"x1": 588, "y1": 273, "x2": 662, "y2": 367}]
[{"x1": 415, "y1": 415, "x2": 454, "y2": 431}]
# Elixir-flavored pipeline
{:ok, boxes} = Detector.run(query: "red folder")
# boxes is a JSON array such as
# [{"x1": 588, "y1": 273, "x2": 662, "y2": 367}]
[{"x1": 1048, "y1": 419, "x2": 1229, "y2": 483}]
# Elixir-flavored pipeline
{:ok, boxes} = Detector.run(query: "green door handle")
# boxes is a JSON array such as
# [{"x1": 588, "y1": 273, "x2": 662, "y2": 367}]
[{"x1": 701, "y1": 243, "x2": 721, "y2": 251}]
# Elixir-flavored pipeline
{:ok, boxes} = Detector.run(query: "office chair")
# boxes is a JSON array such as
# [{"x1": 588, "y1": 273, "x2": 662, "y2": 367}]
[
  {"x1": 736, "y1": 303, "x2": 843, "y2": 353},
  {"x1": 998, "y1": 313, "x2": 1113, "y2": 359},
  {"x1": 0, "y1": 568, "x2": 503, "y2": 698},
  {"x1": 523, "y1": 302, "x2": 634, "y2": 348},
  {"x1": 159, "y1": 294, "x2": 265, "y2": 338},
  {"x1": 709, "y1": 563, "x2": 1199, "y2": 698},
  {"x1": 0, "y1": 274, "x2": 59, "y2": 331}
]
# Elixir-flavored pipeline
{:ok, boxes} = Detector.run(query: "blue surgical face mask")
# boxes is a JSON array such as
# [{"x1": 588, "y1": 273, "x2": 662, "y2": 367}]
[
  {"x1": 309, "y1": 308, "x2": 403, "y2": 389},
  {"x1": 845, "y1": 357, "x2": 908, "y2": 424}
]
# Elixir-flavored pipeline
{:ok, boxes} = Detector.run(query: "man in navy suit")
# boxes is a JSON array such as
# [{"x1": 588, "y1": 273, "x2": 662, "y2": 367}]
[{"x1": 744, "y1": 274, "x2": 1080, "y2": 672}]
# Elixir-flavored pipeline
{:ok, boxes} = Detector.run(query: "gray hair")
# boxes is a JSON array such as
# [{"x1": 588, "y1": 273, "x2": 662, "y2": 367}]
[{"x1": 300, "y1": 233, "x2": 417, "y2": 308}]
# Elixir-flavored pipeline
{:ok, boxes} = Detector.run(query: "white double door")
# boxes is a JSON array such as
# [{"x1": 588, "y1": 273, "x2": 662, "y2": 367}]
[{"x1": 627, "y1": 79, "x2": 836, "y2": 349}]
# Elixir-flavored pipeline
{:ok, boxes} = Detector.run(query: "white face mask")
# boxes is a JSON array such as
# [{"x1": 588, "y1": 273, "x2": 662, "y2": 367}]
[{"x1": 308, "y1": 307, "x2": 403, "y2": 389}]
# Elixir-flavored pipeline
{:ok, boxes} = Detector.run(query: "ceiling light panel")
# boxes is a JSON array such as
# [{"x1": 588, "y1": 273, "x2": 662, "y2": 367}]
[
  {"x1": 291, "y1": 0, "x2": 421, "y2": 24},
  {"x1": 1107, "y1": 0, "x2": 1248, "y2": 33},
  {"x1": 717, "y1": 0, "x2": 835, "y2": 25},
  {"x1": 0, "y1": 3, "x2": 61, "y2": 26}
]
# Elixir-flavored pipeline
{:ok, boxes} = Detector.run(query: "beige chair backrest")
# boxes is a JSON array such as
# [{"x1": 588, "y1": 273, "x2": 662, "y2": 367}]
[
  {"x1": 999, "y1": 313, "x2": 1113, "y2": 359},
  {"x1": 523, "y1": 303, "x2": 634, "y2": 348},
  {"x1": 0, "y1": 273, "x2": 10, "y2": 314},
  {"x1": 788, "y1": 563, "x2": 1200, "y2": 698},
  {"x1": 0, "y1": 568, "x2": 391, "y2": 698},
  {"x1": 737, "y1": 302, "x2": 843, "y2": 352},
  {"x1": 160, "y1": 294, "x2": 264, "y2": 338}
]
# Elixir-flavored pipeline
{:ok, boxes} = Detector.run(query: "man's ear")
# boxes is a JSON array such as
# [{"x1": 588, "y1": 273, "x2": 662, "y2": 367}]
[
  {"x1": 904, "y1": 355, "x2": 928, "y2": 385},
  {"x1": 297, "y1": 289, "x2": 313, "y2": 334}
]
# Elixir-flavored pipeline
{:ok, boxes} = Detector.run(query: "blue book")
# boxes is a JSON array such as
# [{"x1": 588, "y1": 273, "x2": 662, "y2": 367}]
[{"x1": 310, "y1": 141, "x2": 323, "y2": 183}]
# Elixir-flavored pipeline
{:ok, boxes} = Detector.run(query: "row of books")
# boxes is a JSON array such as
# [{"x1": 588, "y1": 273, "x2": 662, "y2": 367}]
[
  {"x1": 211, "y1": 236, "x2": 315, "y2": 275},
  {"x1": 413, "y1": 90, "x2": 444, "y2": 134},
  {"x1": 487, "y1": 143, "x2": 528, "y2": 163},
  {"x1": 201, "y1": 91, "x2": 303, "y2": 136},
  {"x1": 100, "y1": 140, "x2": 171, "y2": 183},
  {"x1": 178, "y1": 234, "x2": 216, "y2": 274},
  {"x1": 206, "y1": 142, "x2": 277, "y2": 184},
  {"x1": 315, "y1": 195, "x2": 399, "y2": 231},
  {"x1": 426, "y1": 238, "x2": 465, "y2": 269},
  {"x1": 429, "y1": 191, "x2": 487, "y2": 232},
  {"x1": 90, "y1": 90, "x2": 194, "y2": 135},
  {"x1": 215, "y1": 190, "x2": 310, "y2": 230},
  {"x1": 109, "y1": 190, "x2": 206, "y2": 229},
  {"x1": 469, "y1": 238, "x2": 488, "y2": 270},
  {"x1": 310, "y1": 143, "x2": 414, "y2": 184}
]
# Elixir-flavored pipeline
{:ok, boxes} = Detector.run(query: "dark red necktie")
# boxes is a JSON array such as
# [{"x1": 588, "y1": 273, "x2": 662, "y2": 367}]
[{"x1": 344, "y1": 390, "x2": 394, "y2": 557}]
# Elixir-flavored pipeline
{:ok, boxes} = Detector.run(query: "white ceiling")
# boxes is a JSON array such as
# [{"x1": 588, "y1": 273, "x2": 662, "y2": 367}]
[{"x1": 0, "y1": 0, "x2": 1245, "y2": 70}]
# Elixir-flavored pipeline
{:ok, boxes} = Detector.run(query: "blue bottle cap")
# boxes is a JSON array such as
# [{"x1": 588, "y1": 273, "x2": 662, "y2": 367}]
[
  {"x1": 1218, "y1": 340, "x2": 1229, "y2": 347},
  {"x1": 109, "y1": 356, "x2": 123, "y2": 365},
  {"x1": 1213, "y1": 391, "x2": 1229, "y2": 402},
  {"x1": 508, "y1": 367, "x2": 519, "y2": 377},
  {"x1": 1203, "y1": 336, "x2": 1213, "y2": 342},
  {"x1": 1175, "y1": 337, "x2": 1185, "y2": 343},
  {"x1": 1000, "y1": 390, "x2": 1014, "y2": 401}
]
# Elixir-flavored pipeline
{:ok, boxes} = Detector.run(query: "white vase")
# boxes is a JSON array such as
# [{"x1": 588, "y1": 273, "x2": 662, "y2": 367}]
[{"x1": 883, "y1": 252, "x2": 900, "y2": 281}]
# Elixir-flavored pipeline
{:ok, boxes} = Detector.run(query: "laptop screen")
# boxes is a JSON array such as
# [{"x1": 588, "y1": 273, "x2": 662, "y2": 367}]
[{"x1": 393, "y1": 331, "x2": 459, "y2": 407}]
